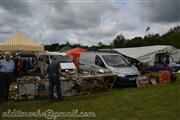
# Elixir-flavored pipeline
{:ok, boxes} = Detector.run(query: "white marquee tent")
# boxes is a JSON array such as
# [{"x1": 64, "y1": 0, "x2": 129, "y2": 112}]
[
  {"x1": 171, "y1": 49, "x2": 180, "y2": 62},
  {"x1": 114, "y1": 45, "x2": 177, "y2": 65}
]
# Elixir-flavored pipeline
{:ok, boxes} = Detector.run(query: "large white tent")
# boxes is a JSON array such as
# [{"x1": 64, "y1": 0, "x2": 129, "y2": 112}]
[
  {"x1": 114, "y1": 45, "x2": 177, "y2": 65},
  {"x1": 171, "y1": 49, "x2": 180, "y2": 62},
  {"x1": 0, "y1": 32, "x2": 44, "y2": 51}
]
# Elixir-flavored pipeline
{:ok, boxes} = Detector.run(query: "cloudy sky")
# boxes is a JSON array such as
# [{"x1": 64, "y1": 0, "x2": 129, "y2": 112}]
[{"x1": 0, "y1": 0, "x2": 179, "y2": 45}]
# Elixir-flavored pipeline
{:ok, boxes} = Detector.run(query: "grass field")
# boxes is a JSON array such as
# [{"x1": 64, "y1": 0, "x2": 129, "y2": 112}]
[{"x1": 0, "y1": 74, "x2": 180, "y2": 120}]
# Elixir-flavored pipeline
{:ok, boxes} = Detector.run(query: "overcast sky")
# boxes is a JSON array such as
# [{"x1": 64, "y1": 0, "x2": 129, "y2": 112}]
[{"x1": 0, "y1": 0, "x2": 179, "y2": 45}]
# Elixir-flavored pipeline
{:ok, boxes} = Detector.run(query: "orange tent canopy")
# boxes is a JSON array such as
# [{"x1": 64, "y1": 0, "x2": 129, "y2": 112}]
[{"x1": 65, "y1": 47, "x2": 86, "y2": 65}]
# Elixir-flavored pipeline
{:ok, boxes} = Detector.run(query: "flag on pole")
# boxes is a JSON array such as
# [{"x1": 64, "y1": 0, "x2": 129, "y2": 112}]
[{"x1": 146, "y1": 26, "x2": 150, "y2": 32}]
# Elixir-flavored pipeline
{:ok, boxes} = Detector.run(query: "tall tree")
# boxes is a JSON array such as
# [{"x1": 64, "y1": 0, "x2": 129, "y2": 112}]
[
  {"x1": 98, "y1": 42, "x2": 103, "y2": 46},
  {"x1": 124, "y1": 37, "x2": 144, "y2": 47},
  {"x1": 112, "y1": 34, "x2": 126, "y2": 48}
]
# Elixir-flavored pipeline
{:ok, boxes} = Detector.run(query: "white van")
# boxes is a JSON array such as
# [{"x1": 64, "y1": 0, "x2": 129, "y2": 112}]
[
  {"x1": 37, "y1": 51, "x2": 77, "y2": 74},
  {"x1": 79, "y1": 52, "x2": 140, "y2": 86}
]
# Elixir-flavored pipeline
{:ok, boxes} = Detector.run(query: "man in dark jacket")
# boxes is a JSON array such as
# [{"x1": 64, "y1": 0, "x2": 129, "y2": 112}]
[{"x1": 47, "y1": 57, "x2": 62, "y2": 100}]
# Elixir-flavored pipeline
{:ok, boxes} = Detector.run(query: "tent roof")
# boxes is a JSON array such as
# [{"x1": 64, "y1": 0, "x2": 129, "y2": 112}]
[
  {"x1": 65, "y1": 47, "x2": 86, "y2": 55},
  {"x1": 59, "y1": 45, "x2": 71, "y2": 52},
  {"x1": 0, "y1": 32, "x2": 44, "y2": 51},
  {"x1": 65, "y1": 47, "x2": 86, "y2": 66},
  {"x1": 171, "y1": 49, "x2": 180, "y2": 60},
  {"x1": 114, "y1": 45, "x2": 175, "y2": 59}
]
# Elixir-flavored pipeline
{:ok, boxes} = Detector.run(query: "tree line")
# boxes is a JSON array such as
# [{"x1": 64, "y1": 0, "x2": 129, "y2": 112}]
[{"x1": 45, "y1": 26, "x2": 180, "y2": 51}]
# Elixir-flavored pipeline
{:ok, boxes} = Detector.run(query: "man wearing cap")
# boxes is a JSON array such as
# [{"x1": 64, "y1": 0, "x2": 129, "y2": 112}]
[
  {"x1": 47, "y1": 57, "x2": 62, "y2": 100},
  {"x1": 0, "y1": 52, "x2": 15, "y2": 101}
]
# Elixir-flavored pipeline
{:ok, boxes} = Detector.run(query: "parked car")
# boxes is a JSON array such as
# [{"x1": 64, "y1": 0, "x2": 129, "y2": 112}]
[
  {"x1": 37, "y1": 51, "x2": 77, "y2": 74},
  {"x1": 79, "y1": 52, "x2": 140, "y2": 86}
]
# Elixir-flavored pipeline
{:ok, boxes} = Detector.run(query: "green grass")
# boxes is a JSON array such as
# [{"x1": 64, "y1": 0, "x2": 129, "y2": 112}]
[{"x1": 0, "y1": 74, "x2": 180, "y2": 120}]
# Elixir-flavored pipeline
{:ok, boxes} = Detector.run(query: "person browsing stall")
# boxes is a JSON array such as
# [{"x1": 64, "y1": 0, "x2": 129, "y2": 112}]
[
  {"x1": 0, "y1": 52, "x2": 15, "y2": 101},
  {"x1": 47, "y1": 57, "x2": 63, "y2": 100}
]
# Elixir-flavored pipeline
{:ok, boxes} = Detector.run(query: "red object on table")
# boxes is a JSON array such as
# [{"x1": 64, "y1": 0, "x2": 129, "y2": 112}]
[{"x1": 159, "y1": 70, "x2": 170, "y2": 83}]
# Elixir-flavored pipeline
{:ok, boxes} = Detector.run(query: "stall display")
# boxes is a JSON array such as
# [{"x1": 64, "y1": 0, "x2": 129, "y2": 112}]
[
  {"x1": 14, "y1": 53, "x2": 38, "y2": 76},
  {"x1": 136, "y1": 75, "x2": 151, "y2": 88},
  {"x1": 62, "y1": 70, "x2": 117, "y2": 95},
  {"x1": 15, "y1": 75, "x2": 48, "y2": 100}
]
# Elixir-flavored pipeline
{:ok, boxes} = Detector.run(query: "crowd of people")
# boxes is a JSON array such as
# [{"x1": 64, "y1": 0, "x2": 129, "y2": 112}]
[{"x1": 0, "y1": 52, "x2": 63, "y2": 102}]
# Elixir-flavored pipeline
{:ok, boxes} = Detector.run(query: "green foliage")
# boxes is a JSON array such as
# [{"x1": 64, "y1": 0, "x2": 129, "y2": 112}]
[
  {"x1": 44, "y1": 26, "x2": 180, "y2": 51},
  {"x1": 123, "y1": 26, "x2": 180, "y2": 48},
  {"x1": 159, "y1": 26, "x2": 180, "y2": 48},
  {"x1": 111, "y1": 26, "x2": 180, "y2": 49},
  {"x1": 88, "y1": 44, "x2": 112, "y2": 51},
  {"x1": 112, "y1": 34, "x2": 126, "y2": 48},
  {"x1": 45, "y1": 43, "x2": 67, "y2": 51},
  {"x1": 124, "y1": 37, "x2": 144, "y2": 47}
]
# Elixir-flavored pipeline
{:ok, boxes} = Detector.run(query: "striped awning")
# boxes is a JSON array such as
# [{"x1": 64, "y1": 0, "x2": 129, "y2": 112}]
[{"x1": 0, "y1": 32, "x2": 44, "y2": 51}]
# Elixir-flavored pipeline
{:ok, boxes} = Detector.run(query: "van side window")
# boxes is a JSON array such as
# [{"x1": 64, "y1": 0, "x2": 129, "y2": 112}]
[
  {"x1": 95, "y1": 55, "x2": 105, "y2": 68},
  {"x1": 41, "y1": 55, "x2": 49, "y2": 64},
  {"x1": 39, "y1": 56, "x2": 43, "y2": 62}
]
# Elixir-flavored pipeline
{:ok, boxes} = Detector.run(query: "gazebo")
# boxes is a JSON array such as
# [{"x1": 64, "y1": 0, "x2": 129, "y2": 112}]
[{"x1": 0, "y1": 32, "x2": 44, "y2": 51}]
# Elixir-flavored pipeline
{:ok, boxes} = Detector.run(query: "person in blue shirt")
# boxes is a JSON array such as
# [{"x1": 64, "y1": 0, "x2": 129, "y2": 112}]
[{"x1": 0, "y1": 52, "x2": 15, "y2": 101}]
